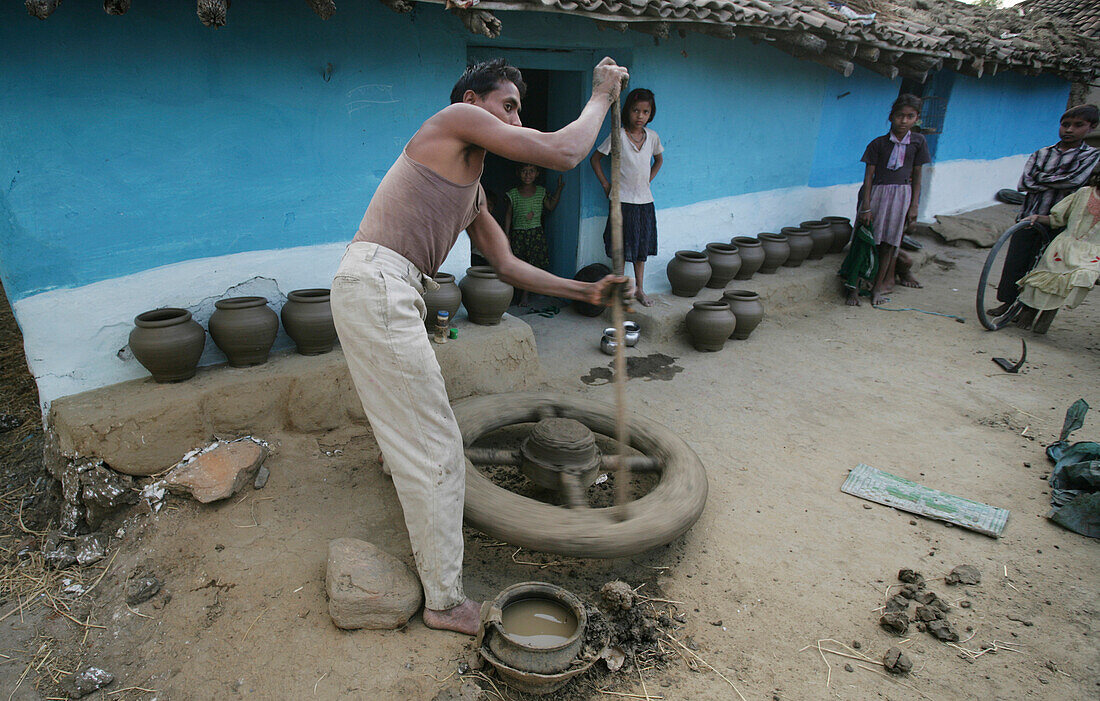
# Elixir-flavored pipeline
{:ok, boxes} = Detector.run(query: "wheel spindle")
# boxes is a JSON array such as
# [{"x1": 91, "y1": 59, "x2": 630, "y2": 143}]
[
  {"x1": 464, "y1": 447, "x2": 521, "y2": 465},
  {"x1": 600, "y1": 455, "x2": 663, "y2": 472}
]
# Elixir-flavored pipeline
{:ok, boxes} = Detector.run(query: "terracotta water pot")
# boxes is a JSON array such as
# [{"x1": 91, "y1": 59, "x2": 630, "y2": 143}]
[
  {"x1": 281, "y1": 288, "x2": 337, "y2": 355},
  {"x1": 757, "y1": 233, "x2": 790, "y2": 274},
  {"x1": 799, "y1": 220, "x2": 832, "y2": 260},
  {"x1": 460, "y1": 266, "x2": 513, "y2": 325},
  {"x1": 822, "y1": 216, "x2": 853, "y2": 253},
  {"x1": 704, "y1": 242, "x2": 742, "y2": 289},
  {"x1": 665, "y1": 250, "x2": 712, "y2": 297},
  {"x1": 779, "y1": 227, "x2": 813, "y2": 267},
  {"x1": 685, "y1": 300, "x2": 737, "y2": 352},
  {"x1": 208, "y1": 296, "x2": 279, "y2": 367},
  {"x1": 731, "y1": 236, "x2": 765, "y2": 280},
  {"x1": 129, "y1": 308, "x2": 206, "y2": 383},
  {"x1": 722, "y1": 290, "x2": 764, "y2": 340},
  {"x1": 422, "y1": 273, "x2": 462, "y2": 331}
]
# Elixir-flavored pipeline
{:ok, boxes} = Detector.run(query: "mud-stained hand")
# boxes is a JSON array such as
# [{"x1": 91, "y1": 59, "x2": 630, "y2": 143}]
[
  {"x1": 857, "y1": 210, "x2": 873, "y2": 226},
  {"x1": 586, "y1": 274, "x2": 634, "y2": 307},
  {"x1": 592, "y1": 58, "x2": 629, "y2": 102}
]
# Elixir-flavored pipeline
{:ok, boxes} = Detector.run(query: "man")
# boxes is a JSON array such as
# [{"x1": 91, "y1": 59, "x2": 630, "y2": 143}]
[
  {"x1": 330, "y1": 58, "x2": 630, "y2": 635},
  {"x1": 988, "y1": 104, "x2": 1099, "y2": 317}
]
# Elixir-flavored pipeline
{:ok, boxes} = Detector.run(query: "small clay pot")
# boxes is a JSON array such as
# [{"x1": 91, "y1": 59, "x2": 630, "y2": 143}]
[
  {"x1": 665, "y1": 250, "x2": 712, "y2": 297},
  {"x1": 757, "y1": 233, "x2": 790, "y2": 274},
  {"x1": 129, "y1": 308, "x2": 206, "y2": 383},
  {"x1": 799, "y1": 220, "x2": 833, "y2": 260},
  {"x1": 208, "y1": 296, "x2": 279, "y2": 367},
  {"x1": 779, "y1": 227, "x2": 813, "y2": 267},
  {"x1": 423, "y1": 273, "x2": 463, "y2": 331},
  {"x1": 731, "y1": 236, "x2": 765, "y2": 280},
  {"x1": 281, "y1": 289, "x2": 337, "y2": 355},
  {"x1": 722, "y1": 290, "x2": 764, "y2": 340},
  {"x1": 822, "y1": 216, "x2": 853, "y2": 253},
  {"x1": 685, "y1": 301, "x2": 737, "y2": 352},
  {"x1": 704, "y1": 243, "x2": 742, "y2": 289},
  {"x1": 459, "y1": 266, "x2": 513, "y2": 325}
]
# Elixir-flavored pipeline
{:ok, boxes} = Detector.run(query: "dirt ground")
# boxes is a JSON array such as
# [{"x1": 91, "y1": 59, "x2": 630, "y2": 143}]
[{"x1": 1, "y1": 234, "x2": 1098, "y2": 700}]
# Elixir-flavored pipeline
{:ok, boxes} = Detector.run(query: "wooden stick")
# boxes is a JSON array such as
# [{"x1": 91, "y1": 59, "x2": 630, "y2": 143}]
[{"x1": 609, "y1": 76, "x2": 631, "y2": 522}]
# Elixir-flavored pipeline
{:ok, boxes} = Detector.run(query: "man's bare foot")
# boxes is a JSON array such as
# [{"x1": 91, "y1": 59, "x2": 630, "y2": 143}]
[
  {"x1": 871, "y1": 286, "x2": 888, "y2": 306},
  {"x1": 845, "y1": 288, "x2": 861, "y2": 307},
  {"x1": 635, "y1": 291, "x2": 654, "y2": 307},
  {"x1": 986, "y1": 302, "x2": 1011, "y2": 317},
  {"x1": 897, "y1": 273, "x2": 923, "y2": 289},
  {"x1": 377, "y1": 453, "x2": 390, "y2": 476},
  {"x1": 423, "y1": 598, "x2": 481, "y2": 636}
]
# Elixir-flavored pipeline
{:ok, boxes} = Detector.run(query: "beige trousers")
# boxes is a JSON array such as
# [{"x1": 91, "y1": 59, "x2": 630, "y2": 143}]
[{"x1": 331, "y1": 242, "x2": 465, "y2": 610}]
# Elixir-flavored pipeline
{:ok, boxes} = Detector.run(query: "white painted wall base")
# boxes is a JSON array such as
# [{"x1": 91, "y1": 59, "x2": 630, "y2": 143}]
[{"x1": 15, "y1": 153, "x2": 1028, "y2": 410}]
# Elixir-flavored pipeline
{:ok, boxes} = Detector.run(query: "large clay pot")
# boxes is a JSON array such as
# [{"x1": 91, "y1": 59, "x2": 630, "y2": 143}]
[
  {"x1": 129, "y1": 308, "x2": 206, "y2": 383},
  {"x1": 822, "y1": 216, "x2": 853, "y2": 253},
  {"x1": 757, "y1": 233, "x2": 790, "y2": 274},
  {"x1": 459, "y1": 266, "x2": 513, "y2": 325},
  {"x1": 779, "y1": 227, "x2": 813, "y2": 267},
  {"x1": 685, "y1": 301, "x2": 737, "y2": 352},
  {"x1": 665, "y1": 250, "x2": 712, "y2": 297},
  {"x1": 208, "y1": 296, "x2": 279, "y2": 367},
  {"x1": 731, "y1": 236, "x2": 765, "y2": 280},
  {"x1": 800, "y1": 220, "x2": 833, "y2": 260},
  {"x1": 422, "y1": 273, "x2": 463, "y2": 331},
  {"x1": 281, "y1": 289, "x2": 337, "y2": 355},
  {"x1": 704, "y1": 242, "x2": 742, "y2": 289},
  {"x1": 722, "y1": 290, "x2": 764, "y2": 340}
]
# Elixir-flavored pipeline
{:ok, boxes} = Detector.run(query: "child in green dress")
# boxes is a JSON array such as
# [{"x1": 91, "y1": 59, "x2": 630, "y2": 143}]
[{"x1": 504, "y1": 163, "x2": 564, "y2": 303}]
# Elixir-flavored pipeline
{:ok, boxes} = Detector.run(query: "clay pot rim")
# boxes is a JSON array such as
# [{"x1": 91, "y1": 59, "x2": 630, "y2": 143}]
[
  {"x1": 287, "y1": 288, "x2": 330, "y2": 303},
  {"x1": 800, "y1": 220, "x2": 829, "y2": 229},
  {"x1": 705, "y1": 242, "x2": 738, "y2": 254},
  {"x1": 723, "y1": 290, "x2": 760, "y2": 301},
  {"x1": 134, "y1": 308, "x2": 193, "y2": 328},
  {"x1": 822, "y1": 216, "x2": 851, "y2": 224},
  {"x1": 434, "y1": 272, "x2": 456, "y2": 284},
  {"x1": 673, "y1": 250, "x2": 708, "y2": 261},
  {"x1": 780, "y1": 227, "x2": 809, "y2": 235},
  {"x1": 758, "y1": 233, "x2": 788, "y2": 242},
  {"x1": 214, "y1": 296, "x2": 269, "y2": 310},
  {"x1": 466, "y1": 266, "x2": 500, "y2": 279},
  {"x1": 692, "y1": 300, "x2": 731, "y2": 311},
  {"x1": 731, "y1": 236, "x2": 761, "y2": 246},
  {"x1": 491, "y1": 581, "x2": 587, "y2": 652}
]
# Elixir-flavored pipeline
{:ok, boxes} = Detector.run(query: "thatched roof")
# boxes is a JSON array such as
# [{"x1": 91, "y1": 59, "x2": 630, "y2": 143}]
[{"x1": 24, "y1": 0, "x2": 1100, "y2": 82}]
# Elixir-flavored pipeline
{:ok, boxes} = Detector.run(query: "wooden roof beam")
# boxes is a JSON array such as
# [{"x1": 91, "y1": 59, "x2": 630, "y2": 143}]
[
  {"x1": 25, "y1": 0, "x2": 61, "y2": 19},
  {"x1": 689, "y1": 23, "x2": 736, "y2": 41},
  {"x1": 899, "y1": 54, "x2": 942, "y2": 73},
  {"x1": 105, "y1": 0, "x2": 132, "y2": 15},
  {"x1": 853, "y1": 57, "x2": 898, "y2": 81},
  {"x1": 630, "y1": 22, "x2": 671, "y2": 41},
  {"x1": 452, "y1": 8, "x2": 501, "y2": 38},
  {"x1": 377, "y1": 0, "x2": 413, "y2": 14},
  {"x1": 307, "y1": 0, "x2": 335, "y2": 20}
]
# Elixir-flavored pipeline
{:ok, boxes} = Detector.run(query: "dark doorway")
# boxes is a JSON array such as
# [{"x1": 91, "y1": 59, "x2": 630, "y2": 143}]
[{"x1": 900, "y1": 71, "x2": 955, "y2": 159}]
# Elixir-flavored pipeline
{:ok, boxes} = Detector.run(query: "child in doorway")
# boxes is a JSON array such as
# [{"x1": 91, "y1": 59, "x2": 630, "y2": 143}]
[
  {"x1": 504, "y1": 163, "x2": 564, "y2": 304},
  {"x1": 590, "y1": 88, "x2": 664, "y2": 307},
  {"x1": 855, "y1": 94, "x2": 932, "y2": 306}
]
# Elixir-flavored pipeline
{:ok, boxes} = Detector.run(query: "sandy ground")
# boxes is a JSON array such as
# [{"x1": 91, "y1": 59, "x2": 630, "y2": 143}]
[{"x1": 2, "y1": 235, "x2": 1098, "y2": 700}]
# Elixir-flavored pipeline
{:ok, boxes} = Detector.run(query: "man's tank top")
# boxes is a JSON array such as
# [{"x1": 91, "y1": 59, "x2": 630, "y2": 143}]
[{"x1": 353, "y1": 150, "x2": 483, "y2": 276}]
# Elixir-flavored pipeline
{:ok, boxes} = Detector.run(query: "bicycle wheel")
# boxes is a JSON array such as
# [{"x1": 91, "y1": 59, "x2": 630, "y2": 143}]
[{"x1": 976, "y1": 221, "x2": 1034, "y2": 331}]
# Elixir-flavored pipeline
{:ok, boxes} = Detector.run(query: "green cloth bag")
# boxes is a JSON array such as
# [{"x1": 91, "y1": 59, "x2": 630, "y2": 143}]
[{"x1": 838, "y1": 222, "x2": 879, "y2": 294}]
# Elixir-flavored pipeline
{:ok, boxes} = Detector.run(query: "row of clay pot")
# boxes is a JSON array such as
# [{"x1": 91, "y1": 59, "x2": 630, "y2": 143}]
[
  {"x1": 667, "y1": 217, "x2": 853, "y2": 297},
  {"x1": 423, "y1": 266, "x2": 516, "y2": 328},
  {"x1": 128, "y1": 290, "x2": 337, "y2": 383},
  {"x1": 685, "y1": 290, "x2": 765, "y2": 352}
]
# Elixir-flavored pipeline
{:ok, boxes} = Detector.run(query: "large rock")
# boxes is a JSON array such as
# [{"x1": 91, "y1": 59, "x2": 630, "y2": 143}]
[
  {"x1": 166, "y1": 441, "x2": 266, "y2": 503},
  {"x1": 325, "y1": 538, "x2": 422, "y2": 630}
]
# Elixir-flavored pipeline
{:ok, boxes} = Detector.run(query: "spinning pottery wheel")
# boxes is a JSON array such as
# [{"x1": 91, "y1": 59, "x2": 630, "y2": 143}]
[{"x1": 457, "y1": 392, "x2": 708, "y2": 558}]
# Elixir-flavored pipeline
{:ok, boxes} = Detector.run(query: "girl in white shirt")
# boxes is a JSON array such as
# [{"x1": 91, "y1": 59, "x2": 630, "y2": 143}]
[{"x1": 591, "y1": 88, "x2": 664, "y2": 306}]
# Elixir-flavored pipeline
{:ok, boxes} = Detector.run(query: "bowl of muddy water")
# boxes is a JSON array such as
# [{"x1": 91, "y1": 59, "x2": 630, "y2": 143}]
[{"x1": 484, "y1": 582, "x2": 588, "y2": 675}]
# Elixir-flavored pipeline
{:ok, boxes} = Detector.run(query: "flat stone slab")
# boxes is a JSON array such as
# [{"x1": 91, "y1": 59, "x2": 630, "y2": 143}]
[
  {"x1": 325, "y1": 537, "x2": 422, "y2": 630},
  {"x1": 166, "y1": 441, "x2": 267, "y2": 502},
  {"x1": 929, "y1": 204, "x2": 1018, "y2": 248}
]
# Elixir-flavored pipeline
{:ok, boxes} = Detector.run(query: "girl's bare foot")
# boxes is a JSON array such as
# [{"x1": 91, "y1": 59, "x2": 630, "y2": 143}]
[
  {"x1": 871, "y1": 286, "x2": 888, "y2": 306},
  {"x1": 845, "y1": 288, "x2": 861, "y2": 306},
  {"x1": 423, "y1": 598, "x2": 481, "y2": 635},
  {"x1": 897, "y1": 273, "x2": 923, "y2": 288},
  {"x1": 635, "y1": 290, "x2": 654, "y2": 307}
]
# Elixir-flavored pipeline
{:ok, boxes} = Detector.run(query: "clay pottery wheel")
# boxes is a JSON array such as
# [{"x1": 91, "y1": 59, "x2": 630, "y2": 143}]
[
  {"x1": 822, "y1": 216, "x2": 853, "y2": 253},
  {"x1": 128, "y1": 308, "x2": 206, "y2": 383},
  {"x1": 756, "y1": 233, "x2": 790, "y2": 274},
  {"x1": 665, "y1": 250, "x2": 712, "y2": 297},
  {"x1": 731, "y1": 236, "x2": 764, "y2": 280},
  {"x1": 423, "y1": 273, "x2": 463, "y2": 331},
  {"x1": 799, "y1": 220, "x2": 832, "y2": 260},
  {"x1": 208, "y1": 296, "x2": 279, "y2": 367},
  {"x1": 460, "y1": 266, "x2": 513, "y2": 325},
  {"x1": 281, "y1": 288, "x2": 337, "y2": 355},
  {"x1": 779, "y1": 227, "x2": 813, "y2": 267},
  {"x1": 685, "y1": 300, "x2": 737, "y2": 352},
  {"x1": 722, "y1": 289, "x2": 764, "y2": 340}
]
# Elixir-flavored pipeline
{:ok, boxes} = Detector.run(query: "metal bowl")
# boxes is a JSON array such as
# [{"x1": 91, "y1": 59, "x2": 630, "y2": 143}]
[
  {"x1": 601, "y1": 321, "x2": 640, "y2": 347},
  {"x1": 599, "y1": 334, "x2": 618, "y2": 356}
]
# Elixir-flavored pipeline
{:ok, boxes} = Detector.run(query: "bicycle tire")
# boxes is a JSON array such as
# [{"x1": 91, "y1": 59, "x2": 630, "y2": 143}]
[{"x1": 976, "y1": 221, "x2": 1033, "y2": 331}]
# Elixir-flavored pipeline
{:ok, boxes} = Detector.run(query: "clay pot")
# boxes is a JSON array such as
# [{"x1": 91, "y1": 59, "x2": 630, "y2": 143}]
[
  {"x1": 460, "y1": 266, "x2": 513, "y2": 325},
  {"x1": 128, "y1": 308, "x2": 206, "y2": 383},
  {"x1": 703, "y1": 243, "x2": 742, "y2": 289},
  {"x1": 685, "y1": 301, "x2": 737, "y2": 352},
  {"x1": 208, "y1": 296, "x2": 279, "y2": 367},
  {"x1": 722, "y1": 290, "x2": 764, "y2": 340},
  {"x1": 779, "y1": 227, "x2": 813, "y2": 267},
  {"x1": 423, "y1": 273, "x2": 463, "y2": 331},
  {"x1": 799, "y1": 220, "x2": 833, "y2": 260},
  {"x1": 731, "y1": 236, "x2": 765, "y2": 280},
  {"x1": 757, "y1": 233, "x2": 790, "y2": 274},
  {"x1": 665, "y1": 250, "x2": 712, "y2": 297},
  {"x1": 281, "y1": 289, "x2": 337, "y2": 355},
  {"x1": 822, "y1": 216, "x2": 853, "y2": 253}
]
